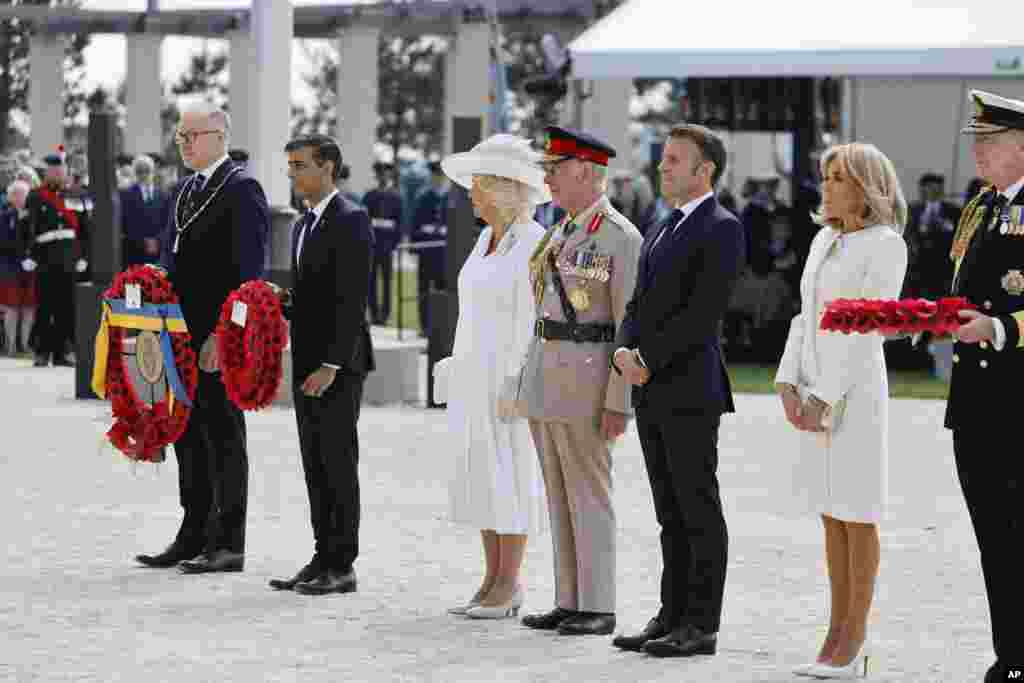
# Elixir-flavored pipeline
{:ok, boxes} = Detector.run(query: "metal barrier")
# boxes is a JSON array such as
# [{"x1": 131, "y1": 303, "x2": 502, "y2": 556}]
[{"x1": 394, "y1": 239, "x2": 446, "y2": 341}]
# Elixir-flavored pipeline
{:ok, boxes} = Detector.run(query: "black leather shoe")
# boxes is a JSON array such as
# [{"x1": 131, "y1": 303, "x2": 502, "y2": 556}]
[
  {"x1": 33, "y1": 354, "x2": 49, "y2": 367},
  {"x1": 644, "y1": 625, "x2": 718, "y2": 658},
  {"x1": 612, "y1": 616, "x2": 669, "y2": 651},
  {"x1": 521, "y1": 607, "x2": 578, "y2": 630},
  {"x1": 294, "y1": 569, "x2": 357, "y2": 595},
  {"x1": 178, "y1": 550, "x2": 244, "y2": 574},
  {"x1": 52, "y1": 355, "x2": 75, "y2": 367},
  {"x1": 557, "y1": 612, "x2": 616, "y2": 636},
  {"x1": 135, "y1": 542, "x2": 203, "y2": 568},
  {"x1": 269, "y1": 558, "x2": 323, "y2": 591}
]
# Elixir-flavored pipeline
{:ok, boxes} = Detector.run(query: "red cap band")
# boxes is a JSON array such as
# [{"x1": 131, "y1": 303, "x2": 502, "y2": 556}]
[{"x1": 546, "y1": 137, "x2": 610, "y2": 166}]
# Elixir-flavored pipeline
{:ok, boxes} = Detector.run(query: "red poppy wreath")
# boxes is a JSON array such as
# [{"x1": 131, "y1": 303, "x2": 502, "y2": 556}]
[
  {"x1": 820, "y1": 297, "x2": 976, "y2": 335},
  {"x1": 216, "y1": 280, "x2": 288, "y2": 411},
  {"x1": 93, "y1": 265, "x2": 197, "y2": 462}
]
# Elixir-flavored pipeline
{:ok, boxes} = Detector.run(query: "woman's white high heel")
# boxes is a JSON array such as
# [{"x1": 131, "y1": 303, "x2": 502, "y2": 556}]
[
  {"x1": 447, "y1": 598, "x2": 482, "y2": 616},
  {"x1": 809, "y1": 650, "x2": 870, "y2": 679},
  {"x1": 464, "y1": 588, "x2": 524, "y2": 619}
]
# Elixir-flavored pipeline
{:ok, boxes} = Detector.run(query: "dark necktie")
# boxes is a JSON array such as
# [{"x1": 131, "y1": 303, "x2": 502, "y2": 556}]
[
  {"x1": 295, "y1": 210, "x2": 316, "y2": 264},
  {"x1": 185, "y1": 174, "x2": 205, "y2": 221},
  {"x1": 652, "y1": 209, "x2": 684, "y2": 254}
]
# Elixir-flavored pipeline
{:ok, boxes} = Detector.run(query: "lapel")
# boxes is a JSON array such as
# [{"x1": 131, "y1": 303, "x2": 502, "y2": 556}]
[
  {"x1": 298, "y1": 194, "x2": 339, "y2": 274},
  {"x1": 955, "y1": 188, "x2": 1003, "y2": 293},
  {"x1": 801, "y1": 227, "x2": 840, "y2": 299}
]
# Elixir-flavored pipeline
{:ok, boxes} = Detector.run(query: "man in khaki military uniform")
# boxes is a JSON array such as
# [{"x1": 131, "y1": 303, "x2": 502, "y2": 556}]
[{"x1": 519, "y1": 127, "x2": 642, "y2": 636}]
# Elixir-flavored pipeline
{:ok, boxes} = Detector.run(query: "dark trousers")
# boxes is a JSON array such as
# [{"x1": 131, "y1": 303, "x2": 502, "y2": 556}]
[
  {"x1": 368, "y1": 242, "x2": 394, "y2": 323},
  {"x1": 34, "y1": 267, "x2": 74, "y2": 358},
  {"x1": 173, "y1": 370, "x2": 249, "y2": 553},
  {"x1": 636, "y1": 411, "x2": 728, "y2": 633},
  {"x1": 416, "y1": 254, "x2": 445, "y2": 336},
  {"x1": 293, "y1": 372, "x2": 364, "y2": 572},
  {"x1": 954, "y1": 428, "x2": 1023, "y2": 665}
]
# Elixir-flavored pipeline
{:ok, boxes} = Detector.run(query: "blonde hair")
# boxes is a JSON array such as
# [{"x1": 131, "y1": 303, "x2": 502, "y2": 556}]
[
  {"x1": 475, "y1": 174, "x2": 537, "y2": 225},
  {"x1": 815, "y1": 142, "x2": 908, "y2": 233}
]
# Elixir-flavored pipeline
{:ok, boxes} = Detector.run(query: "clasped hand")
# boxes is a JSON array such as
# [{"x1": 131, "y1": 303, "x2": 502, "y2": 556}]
[
  {"x1": 613, "y1": 348, "x2": 650, "y2": 386},
  {"x1": 778, "y1": 384, "x2": 827, "y2": 433},
  {"x1": 302, "y1": 366, "x2": 337, "y2": 398}
]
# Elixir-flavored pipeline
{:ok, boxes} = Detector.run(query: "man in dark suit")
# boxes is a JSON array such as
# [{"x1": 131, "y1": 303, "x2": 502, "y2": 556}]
[
  {"x1": 409, "y1": 160, "x2": 448, "y2": 336},
  {"x1": 119, "y1": 154, "x2": 169, "y2": 267},
  {"x1": 946, "y1": 89, "x2": 1024, "y2": 683},
  {"x1": 904, "y1": 172, "x2": 961, "y2": 300},
  {"x1": 611, "y1": 124, "x2": 745, "y2": 658},
  {"x1": 136, "y1": 104, "x2": 269, "y2": 574},
  {"x1": 267, "y1": 134, "x2": 374, "y2": 595}
]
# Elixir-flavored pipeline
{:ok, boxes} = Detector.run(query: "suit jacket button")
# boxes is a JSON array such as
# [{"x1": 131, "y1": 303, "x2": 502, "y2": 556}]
[
  {"x1": 980, "y1": 341, "x2": 988, "y2": 349},
  {"x1": 952, "y1": 353, "x2": 960, "y2": 364},
  {"x1": 980, "y1": 359, "x2": 989, "y2": 368}
]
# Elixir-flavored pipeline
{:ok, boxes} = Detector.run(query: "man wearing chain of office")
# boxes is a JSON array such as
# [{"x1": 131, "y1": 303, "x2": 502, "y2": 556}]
[
  {"x1": 135, "y1": 103, "x2": 269, "y2": 574},
  {"x1": 946, "y1": 89, "x2": 1024, "y2": 683}
]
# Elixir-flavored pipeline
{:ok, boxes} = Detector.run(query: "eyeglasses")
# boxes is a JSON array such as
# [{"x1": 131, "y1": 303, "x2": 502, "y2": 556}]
[{"x1": 174, "y1": 129, "x2": 222, "y2": 145}]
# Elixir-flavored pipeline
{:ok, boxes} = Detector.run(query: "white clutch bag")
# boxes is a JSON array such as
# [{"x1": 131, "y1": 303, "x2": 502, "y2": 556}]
[{"x1": 433, "y1": 356, "x2": 453, "y2": 404}]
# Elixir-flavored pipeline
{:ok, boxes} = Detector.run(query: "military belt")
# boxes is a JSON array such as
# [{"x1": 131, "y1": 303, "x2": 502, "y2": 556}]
[
  {"x1": 36, "y1": 228, "x2": 75, "y2": 244},
  {"x1": 534, "y1": 319, "x2": 615, "y2": 343}
]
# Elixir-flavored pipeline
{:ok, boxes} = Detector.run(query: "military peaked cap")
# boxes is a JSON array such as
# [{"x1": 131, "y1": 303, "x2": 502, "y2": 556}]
[
  {"x1": 962, "y1": 89, "x2": 1024, "y2": 134},
  {"x1": 540, "y1": 126, "x2": 616, "y2": 167}
]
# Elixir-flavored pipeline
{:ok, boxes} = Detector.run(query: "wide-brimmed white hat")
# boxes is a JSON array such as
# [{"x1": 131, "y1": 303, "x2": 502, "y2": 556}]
[{"x1": 441, "y1": 134, "x2": 551, "y2": 205}]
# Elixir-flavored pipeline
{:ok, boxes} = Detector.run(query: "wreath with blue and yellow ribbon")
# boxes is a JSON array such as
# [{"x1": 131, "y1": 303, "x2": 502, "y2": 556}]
[{"x1": 91, "y1": 265, "x2": 197, "y2": 462}]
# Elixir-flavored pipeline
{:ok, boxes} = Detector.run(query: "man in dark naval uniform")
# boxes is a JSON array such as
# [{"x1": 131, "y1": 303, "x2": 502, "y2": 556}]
[
  {"x1": 135, "y1": 104, "x2": 269, "y2": 574},
  {"x1": 363, "y1": 161, "x2": 403, "y2": 325},
  {"x1": 946, "y1": 89, "x2": 1024, "y2": 683},
  {"x1": 20, "y1": 149, "x2": 89, "y2": 367},
  {"x1": 410, "y1": 160, "x2": 448, "y2": 336}
]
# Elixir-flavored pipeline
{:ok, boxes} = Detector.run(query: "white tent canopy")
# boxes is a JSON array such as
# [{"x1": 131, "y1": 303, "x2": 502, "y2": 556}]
[{"x1": 569, "y1": 0, "x2": 1024, "y2": 78}]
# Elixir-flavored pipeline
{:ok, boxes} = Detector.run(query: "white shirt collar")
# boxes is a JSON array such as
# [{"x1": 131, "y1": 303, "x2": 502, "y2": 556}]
[
  {"x1": 1002, "y1": 176, "x2": 1024, "y2": 203},
  {"x1": 195, "y1": 154, "x2": 230, "y2": 184},
  {"x1": 309, "y1": 189, "x2": 339, "y2": 226},
  {"x1": 675, "y1": 191, "x2": 714, "y2": 223}
]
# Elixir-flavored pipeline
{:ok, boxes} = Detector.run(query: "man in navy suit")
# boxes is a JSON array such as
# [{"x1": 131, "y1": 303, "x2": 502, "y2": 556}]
[
  {"x1": 268, "y1": 134, "x2": 375, "y2": 596},
  {"x1": 611, "y1": 124, "x2": 745, "y2": 658},
  {"x1": 136, "y1": 104, "x2": 269, "y2": 574},
  {"x1": 119, "y1": 154, "x2": 169, "y2": 267}
]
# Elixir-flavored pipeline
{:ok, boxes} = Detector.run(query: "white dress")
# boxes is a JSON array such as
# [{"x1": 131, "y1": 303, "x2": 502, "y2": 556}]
[
  {"x1": 776, "y1": 224, "x2": 908, "y2": 523},
  {"x1": 446, "y1": 220, "x2": 547, "y2": 535}
]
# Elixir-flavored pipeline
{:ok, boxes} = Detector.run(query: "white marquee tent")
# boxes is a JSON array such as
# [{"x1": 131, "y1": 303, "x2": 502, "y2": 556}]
[{"x1": 569, "y1": 0, "x2": 1024, "y2": 79}]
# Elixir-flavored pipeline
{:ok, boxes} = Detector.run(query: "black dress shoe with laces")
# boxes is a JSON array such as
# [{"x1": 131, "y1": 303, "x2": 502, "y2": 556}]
[
  {"x1": 294, "y1": 569, "x2": 357, "y2": 595},
  {"x1": 557, "y1": 612, "x2": 616, "y2": 636},
  {"x1": 612, "y1": 616, "x2": 669, "y2": 651},
  {"x1": 269, "y1": 558, "x2": 323, "y2": 591},
  {"x1": 644, "y1": 625, "x2": 718, "y2": 658},
  {"x1": 135, "y1": 542, "x2": 204, "y2": 568},
  {"x1": 178, "y1": 549, "x2": 244, "y2": 574},
  {"x1": 52, "y1": 355, "x2": 75, "y2": 367},
  {"x1": 521, "y1": 607, "x2": 578, "y2": 630}
]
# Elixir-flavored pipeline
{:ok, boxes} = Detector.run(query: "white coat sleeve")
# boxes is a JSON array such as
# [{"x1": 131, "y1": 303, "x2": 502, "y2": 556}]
[
  {"x1": 810, "y1": 232, "x2": 908, "y2": 406},
  {"x1": 505, "y1": 232, "x2": 541, "y2": 384},
  {"x1": 775, "y1": 312, "x2": 805, "y2": 387}
]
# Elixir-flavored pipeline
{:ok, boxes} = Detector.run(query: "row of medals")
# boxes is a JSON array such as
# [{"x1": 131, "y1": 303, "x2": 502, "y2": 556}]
[
  {"x1": 998, "y1": 206, "x2": 1024, "y2": 235},
  {"x1": 561, "y1": 248, "x2": 611, "y2": 312}
]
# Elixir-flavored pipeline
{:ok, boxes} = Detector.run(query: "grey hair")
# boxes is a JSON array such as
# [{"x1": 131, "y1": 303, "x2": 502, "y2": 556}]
[
  {"x1": 814, "y1": 142, "x2": 908, "y2": 234},
  {"x1": 133, "y1": 154, "x2": 155, "y2": 179}
]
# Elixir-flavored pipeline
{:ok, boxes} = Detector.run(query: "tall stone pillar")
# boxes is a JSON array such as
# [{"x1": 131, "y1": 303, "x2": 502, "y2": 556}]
[
  {"x1": 228, "y1": 28, "x2": 254, "y2": 156},
  {"x1": 29, "y1": 33, "x2": 65, "y2": 160},
  {"x1": 336, "y1": 26, "x2": 379, "y2": 196},
  {"x1": 249, "y1": 1, "x2": 292, "y2": 207},
  {"x1": 124, "y1": 34, "x2": 164, "y2": 157},
  {"x1": 581, "y1": 78, "x2": 633, "y2": 173},
  {"x1": 444, "y1": 18, "x2": 490, "y2": 154}
]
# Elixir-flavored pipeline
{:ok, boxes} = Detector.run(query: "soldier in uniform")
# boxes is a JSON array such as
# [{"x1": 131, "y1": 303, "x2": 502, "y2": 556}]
[
  {"x1": 19, "y1": 149, "x2": 88, "y2": 367},
  {"x1": 363, "y1": 161, "x2": 403, "y2": 325},
  {"x1": 519, "y1": 127, "x2": 643, "y2": 636},
  {"x1": 946, "y1": 90, "x2": 1024, "y2": 683},
  {"x1": 410, "y1": 160, "x2": 449, "y2": 336}
]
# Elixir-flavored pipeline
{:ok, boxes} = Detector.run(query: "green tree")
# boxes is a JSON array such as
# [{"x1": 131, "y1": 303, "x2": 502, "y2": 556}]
[{"x1": 0, "y1": 0, "x2": 91, "y2": 153}]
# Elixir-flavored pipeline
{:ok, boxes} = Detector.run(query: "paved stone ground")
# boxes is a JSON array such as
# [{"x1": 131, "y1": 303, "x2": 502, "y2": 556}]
[{"x1": 0, "y1": 357, "x2": 995, "y2": 682}]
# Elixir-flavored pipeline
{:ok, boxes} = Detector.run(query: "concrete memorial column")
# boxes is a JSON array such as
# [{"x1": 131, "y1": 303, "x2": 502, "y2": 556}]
[
  {"x1": 249, "y1": 0, "x2": 292, "y2": 207},
  {"x1": 29, "y1": 33, "x2": 65, "y2": 160},
  {"x1": 336, "y1": 25, "x2": 379, "y2": 196},
  {"x1": 124, "y1": 34, "x2": 164, "y2": 157},
  {"x1": 443, "y1": 17, "x2": 490, "y2": 154},
  {"x1": 228, "y1": 28, "x2": 255, "y2": 156},
  {"x1": 581, "y1": 78, "x2": 633, "y2": 173}
]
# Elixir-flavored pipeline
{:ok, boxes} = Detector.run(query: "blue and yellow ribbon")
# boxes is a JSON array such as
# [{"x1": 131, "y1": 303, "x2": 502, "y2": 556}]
[{"x1": 91, "y1": 298, "x2": 192, "y2": 407}]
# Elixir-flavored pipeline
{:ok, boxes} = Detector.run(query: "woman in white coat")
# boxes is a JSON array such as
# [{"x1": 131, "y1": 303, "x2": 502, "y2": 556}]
[
  {"x1": 775, "y1": 142, "x2": 908, "y2": 679},
  {"x1": 435, "y1": 135, "x2": 549, "y2": 619}
]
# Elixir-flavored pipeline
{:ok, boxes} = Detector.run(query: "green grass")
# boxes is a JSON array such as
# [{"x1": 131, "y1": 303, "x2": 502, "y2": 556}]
[{"x1": 728, "y1": 363, "x2": 950, "y2": 400}]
